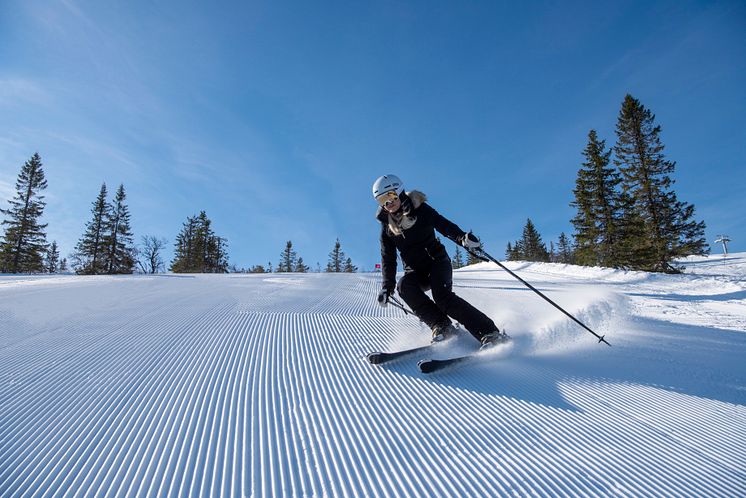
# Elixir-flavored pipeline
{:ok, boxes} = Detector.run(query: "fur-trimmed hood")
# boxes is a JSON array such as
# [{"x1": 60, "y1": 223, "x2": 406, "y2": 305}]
[
  {"x1": 376, "y1": 190, "x2": 427, "y2": 236},
  {"x1": 405, "y1": 190, "x2": 427, "y2": 209}
]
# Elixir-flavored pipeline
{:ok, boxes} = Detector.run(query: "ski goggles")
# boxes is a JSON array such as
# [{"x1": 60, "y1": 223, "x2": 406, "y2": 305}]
[{"x1": 375, "y1": 190, "x2": 400, "y2": 207}]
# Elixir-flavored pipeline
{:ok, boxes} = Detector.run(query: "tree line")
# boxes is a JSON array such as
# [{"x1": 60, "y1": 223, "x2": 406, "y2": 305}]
[
  {"x1": 471, "y1": 94, "x2": 707, "y2": 273},
  {"x1": 228, "y1": 238, "x2": 359, "y2": 274},
  {"x1": 0, "y1": 158, "x2": 359, "y2": 274},
  {"x1": 2, "y1": 94, "x2": 707, "y2": 275}
]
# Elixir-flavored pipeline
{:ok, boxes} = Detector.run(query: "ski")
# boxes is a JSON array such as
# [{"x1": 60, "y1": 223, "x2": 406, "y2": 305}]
[
  {"x1": 418, "y1": 353, "x2": 475, "y2": 373},
  {"x1": 419, "y1": 344, "x2": 509, "y2": 373},
  {"x1": 367, "y1": 343, "x2": 436, "y2": 365}
]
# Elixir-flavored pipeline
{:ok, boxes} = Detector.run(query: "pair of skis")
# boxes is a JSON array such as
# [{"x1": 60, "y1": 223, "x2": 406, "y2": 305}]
[{"x1": 367, "y1": 342, "x2": 482, "y2": 373}]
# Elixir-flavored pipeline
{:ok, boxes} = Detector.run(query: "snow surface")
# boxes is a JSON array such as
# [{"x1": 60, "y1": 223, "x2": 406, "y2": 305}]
[{"x1": 1, "y1": 254, "x2": 745, "y2": 497}]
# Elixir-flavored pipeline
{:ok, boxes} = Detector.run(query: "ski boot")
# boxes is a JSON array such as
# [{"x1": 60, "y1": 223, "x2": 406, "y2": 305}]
[
  {"x1": 431, "y1": 323, "x2": 458, "y2": 343},
  {"x1": 479, "y1": 330, "x2": 511, "y2": 351}
]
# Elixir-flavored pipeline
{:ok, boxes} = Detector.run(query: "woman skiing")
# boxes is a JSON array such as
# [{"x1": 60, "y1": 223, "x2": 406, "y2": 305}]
[{"x1": 372, "y1": 174, "x2": 510, "y2": 349}]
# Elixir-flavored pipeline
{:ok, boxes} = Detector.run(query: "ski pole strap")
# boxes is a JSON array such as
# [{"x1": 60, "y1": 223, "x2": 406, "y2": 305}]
[{"x1": 466, "y1": 247, "x2": 611, "y2": 346}]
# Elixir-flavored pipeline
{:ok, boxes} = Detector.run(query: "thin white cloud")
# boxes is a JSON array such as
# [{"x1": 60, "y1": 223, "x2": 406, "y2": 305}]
[
  {"x1": 28, "y1": 0, "x2": 100, "y2": 40},
  {"x1": 18, "y1": 0, "x2": 163, "y2": 118},
  {"x1": 0, "y1": 78, "x2": 52, "y2": 107},
  {"x1": 45, "y1": 131, "x2": 141, "y2": 171}
]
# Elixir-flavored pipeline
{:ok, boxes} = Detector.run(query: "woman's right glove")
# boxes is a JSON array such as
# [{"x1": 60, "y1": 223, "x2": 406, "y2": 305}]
[{"x1": 377, "y1": 287, "x2": 393, "y2": 307}]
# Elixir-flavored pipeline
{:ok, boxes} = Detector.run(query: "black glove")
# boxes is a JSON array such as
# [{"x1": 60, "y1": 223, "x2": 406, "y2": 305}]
[
  {"x1": 460, "y1": 231, "x2": 481, "y2": 249},
  {"x1": 377, "y1": 287, "x2": 393, "y2": 307}
]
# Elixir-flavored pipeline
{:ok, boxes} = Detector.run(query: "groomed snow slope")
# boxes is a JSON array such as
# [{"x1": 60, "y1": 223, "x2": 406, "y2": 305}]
[{"x1": 1, "y1": 254, "x2": 745, "y2": 497}]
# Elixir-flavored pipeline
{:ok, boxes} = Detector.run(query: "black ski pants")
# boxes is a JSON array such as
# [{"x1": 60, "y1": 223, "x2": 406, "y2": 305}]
[{"x1": 396, "y1": 256, "x2": 497, "y2": 340}]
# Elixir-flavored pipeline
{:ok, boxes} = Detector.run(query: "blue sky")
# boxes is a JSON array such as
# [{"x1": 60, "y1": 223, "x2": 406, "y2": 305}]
[{"x1": 1, "y1": 0, "x2": 744, "y2": 270}]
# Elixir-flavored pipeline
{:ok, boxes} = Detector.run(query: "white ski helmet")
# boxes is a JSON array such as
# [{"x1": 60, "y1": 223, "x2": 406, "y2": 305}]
[{"x1": 372, "y1": 174, "x2": 404, "y2": 198}]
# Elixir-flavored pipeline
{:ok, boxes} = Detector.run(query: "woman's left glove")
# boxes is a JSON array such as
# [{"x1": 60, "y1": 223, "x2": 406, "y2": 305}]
[{"x1": 460, "y1": 231, "x2": 481, "y2": 249}]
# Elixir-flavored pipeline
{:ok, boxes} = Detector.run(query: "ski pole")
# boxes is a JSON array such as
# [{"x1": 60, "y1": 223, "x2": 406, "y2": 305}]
[
  {"x1": 388, "y1": 295, "x2": 415, "y2": 316},
  {"x1": 466, "y1": 247, "x2": 610, "y2": 346}
]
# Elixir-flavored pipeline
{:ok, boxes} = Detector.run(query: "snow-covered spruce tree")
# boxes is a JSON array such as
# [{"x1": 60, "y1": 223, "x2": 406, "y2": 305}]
[
  {"x1": 452, "y1": 246, "x2": 465, "y2": 269},
  {"x1": 614, "y1": 94, "x2": 708, "y2": 272},
  {"x1": 277, "y1": 240, "x2": 298, "y2": 273},
  {"x1": 74, "y1": 183, "x2": 111, "y2": 275},
  {"x1": 570, "y1": 130, "x2": 624, "y2": 267},
  {"x1": 326, "y1": 238, "x2": 347, "y2": 272},
  {"x1": 105, "y1": 184, "x2": 136, "y2": 274},
  {"x1": 45, "y1": 241, "x2": 60, "y2": 273},
  {"x1": 0, "y1": 153, "x2": 49, "y2": 273}
]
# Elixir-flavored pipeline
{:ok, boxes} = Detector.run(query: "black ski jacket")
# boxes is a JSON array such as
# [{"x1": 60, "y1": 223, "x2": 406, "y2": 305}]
[{"x1": 377, "y1": 191, "x2": 466, "y2": 291}]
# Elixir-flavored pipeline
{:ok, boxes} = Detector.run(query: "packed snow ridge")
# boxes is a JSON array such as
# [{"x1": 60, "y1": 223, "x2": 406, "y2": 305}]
[{"x1": 1, "y1": 253, "x2": 745, "y2": 496}]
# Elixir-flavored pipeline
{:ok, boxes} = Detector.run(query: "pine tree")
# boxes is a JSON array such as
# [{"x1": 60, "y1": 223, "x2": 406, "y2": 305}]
[
  {"x1": 45, "y1": 240, "x2": 60, "y2": 273},
  {"x1": 170, "y1": 211, "x2": 228, "y2": 272},
  {"x1": 59, "y1": 258, "x2": 68, "y2": 272},
  {"x1": 343, "y1": 257, "x2": 358, "y2": 273},
  {"x1": 205, "y1": 234, "x2": 229, "y2": 273},
  {"x1": 571, "y1": 130, "x2": 624, "y2": 267},
  {"x1": 452, "y1": 247, "x2": 465, "y2": 269},
  {"x1": 517, "y1": 218, "x2": 549, "y2": 262},
  {"x1": 171, "y1": 215, "x2": 197, "y2": 273},
  {"x1": 614, "y1": 94, "x2": 708, "y2": 272},
  {"x1": 105, "y1": 184, "x2": 135, "y2": 274},
  {"x1": 615, "y1": 191, "x2": 650, "y2": 270},
  {"x1": 278, "y1": 240, "x2": 298, "y2": 272},
  {"x1": 505, "y1": 242, "x2": 517, "y2": 261},
  {"x1": 556, "y1": 232, "x2": 574, "y2": 264},
  {"x1": 326, "y1": 238, "x2": 346, "y2": 272},
  {"x1": 0, "y1": 153, "x2": 49, "y2": 273},
  {"x1": 194, "y1": 211, "x2": 212, "y2": 272},
  {"x1": 295, "y1": 257, "x2": 310, "y2": 273},
  {"x1": 74, "y1": 183, "x2": 111, "y2": 275},
  {"x1": 507, "y1": 237, "x2": 527, "y2": 261}
]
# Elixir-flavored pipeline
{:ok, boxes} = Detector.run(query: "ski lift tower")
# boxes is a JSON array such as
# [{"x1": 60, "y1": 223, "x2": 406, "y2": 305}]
[{"x1": 714, "y1": 235, "x2": 730, "y2": 256}]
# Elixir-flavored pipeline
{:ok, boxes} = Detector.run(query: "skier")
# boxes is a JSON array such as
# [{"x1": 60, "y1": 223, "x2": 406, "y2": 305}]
[{"x1": 373, "y1": 174, "x2": 510, "y2": 350}]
